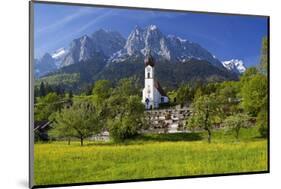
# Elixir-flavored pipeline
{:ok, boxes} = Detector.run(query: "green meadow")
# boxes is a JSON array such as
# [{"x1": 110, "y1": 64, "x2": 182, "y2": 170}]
[{"x1": 34, "y1": 127, "x2": 268, "y2": 186}]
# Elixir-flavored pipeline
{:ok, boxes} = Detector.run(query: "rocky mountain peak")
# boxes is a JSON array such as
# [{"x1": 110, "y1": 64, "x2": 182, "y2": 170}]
[
  {"x1": 34, "y1": 53, "x2": 57, "y2": 78},
  {"x1": 91, "y1": 29, "x2": 126, "y2": 57},
  {"x1": 41, "y1": 53, "x2": 53, "y2": 62},
  {"x1": 109, "y1": 25, "x2": 223, "y2": 68}
]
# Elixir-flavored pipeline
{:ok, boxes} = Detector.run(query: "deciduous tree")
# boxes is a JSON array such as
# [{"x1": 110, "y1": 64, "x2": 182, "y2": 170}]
[
  {"x1": 35, "y1": 92, "x2": 62, "y2": 122},
  {"x1": 106, "y1": 78, "x2": 145, "y2": 142},
  {"x1": 92, "y1": 80, "x2": 112, "y2": 106},
  {"x1": 176, "y1": 84, "x2": 192, "y2": 107},
  {"x1": 223, "y1": 113, "x2": 251, "y2": 140},
  {"x1": 240, "y1": 74, "x2": 267, "y2": 117},
  {"x1": 52, "y1": 100, "x2": 102, "y2": 146},
  {"x1": 186, "y1": 93, "x2": 221, "y2": 143}
]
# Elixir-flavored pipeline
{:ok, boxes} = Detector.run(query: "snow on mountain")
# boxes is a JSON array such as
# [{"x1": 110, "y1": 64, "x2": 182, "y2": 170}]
[
  {"x1": 52, "y1": 48, "x2": 68, "y2": 68},
  {"x1": 149, "y1": 25, "x2": 157, "y2": 31},
  {"x1": 222, "y1": 59, "x2": 246, "y2": 74},
  {"x1": 52, "y1": 48, "x2": 67, "y2": 59},
  {"x1": 108, "y1": 24, "x2": 223, "y2": 68}
]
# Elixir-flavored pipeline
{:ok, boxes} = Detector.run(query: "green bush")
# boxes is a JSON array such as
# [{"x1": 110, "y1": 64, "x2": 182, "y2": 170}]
[
  {"x1": 257, "y1": 110, "x2": 268, "y2": 138},
  {"x1": 108, "y1": 116, "x2": 140, "y2": 142}
]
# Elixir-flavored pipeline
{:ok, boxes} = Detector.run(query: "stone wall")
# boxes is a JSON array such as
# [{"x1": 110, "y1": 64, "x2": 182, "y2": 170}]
[{"x1": 144, "y1": 107, "x2": 191, "y2": 133}]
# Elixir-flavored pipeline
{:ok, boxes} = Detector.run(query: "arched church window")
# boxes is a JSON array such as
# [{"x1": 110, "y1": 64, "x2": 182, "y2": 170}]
[{"x1": 147, "y1": 72, "x2": 150, "y2": 78}]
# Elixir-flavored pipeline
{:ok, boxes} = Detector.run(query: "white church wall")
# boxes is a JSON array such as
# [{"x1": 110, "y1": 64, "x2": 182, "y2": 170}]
[
  {"x1": 145, "y1": 65, "x2": 154, "y2": 79},
  {"x1": 143, "y1": 64, "x2": 156, "y2": 109}
]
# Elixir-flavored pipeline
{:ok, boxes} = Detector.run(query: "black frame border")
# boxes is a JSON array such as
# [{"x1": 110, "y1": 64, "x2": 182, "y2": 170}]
[{"x1": 29, "y1": 1, "x2": 270, "y2": 188}]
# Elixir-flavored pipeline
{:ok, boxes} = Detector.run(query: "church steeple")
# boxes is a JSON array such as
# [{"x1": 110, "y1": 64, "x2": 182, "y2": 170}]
[
  {"x1": 142, "y1": 53, "x2": 168, "y2": 109},
  {"x1": 144, "y1": 51, "x2": 155, "y2": 67},
  {"x1": 145, "y1": 53, "x2": 154, "y2": 79}
]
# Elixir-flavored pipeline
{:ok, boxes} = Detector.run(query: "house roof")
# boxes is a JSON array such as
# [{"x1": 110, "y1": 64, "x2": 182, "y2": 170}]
[
  {"x1": 144, "y1": 54, "x2": 155, "y2": 67},
  {"x1": 154, "y1": 80, "x2": 167, "y2": 96},
  {"x1": 34, "y1": 120, "x2": 52, "y2": 131}
]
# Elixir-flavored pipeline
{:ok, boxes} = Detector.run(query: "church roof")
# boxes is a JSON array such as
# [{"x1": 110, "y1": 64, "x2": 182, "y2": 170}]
[
  {"x1": 154, "y1": 80, "x2": 167, "y2": 96},
  {"x1": 144, "y1": 53, "x2": 155, "y2": 67}
]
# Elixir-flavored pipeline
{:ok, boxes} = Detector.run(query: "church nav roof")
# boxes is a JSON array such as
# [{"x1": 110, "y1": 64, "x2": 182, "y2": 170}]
[{"x1": 154, "y1": 80, "x2": 167, "y2": 96}]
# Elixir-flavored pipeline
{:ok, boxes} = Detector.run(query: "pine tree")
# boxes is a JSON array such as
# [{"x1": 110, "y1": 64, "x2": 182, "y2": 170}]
[
  {"x1": 45, "y1": 82, "x2": 53, "y2": 94},
  {"x1": 69, "y1": 90, "x2": 73, "y2": 99},
  {"x1": 39, "y1": 82, "x2": 46, "y2": 97}
]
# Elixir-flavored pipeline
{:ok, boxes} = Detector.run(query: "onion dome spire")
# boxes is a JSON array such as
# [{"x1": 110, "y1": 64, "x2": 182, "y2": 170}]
[{"x1": 144, "y1": 51, "x2": 155, "y2": 67}]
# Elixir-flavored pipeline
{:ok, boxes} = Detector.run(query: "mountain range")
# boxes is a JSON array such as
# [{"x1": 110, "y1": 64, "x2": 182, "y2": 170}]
[{"x1": 34, "y1": 25, "x2": 245, "y2": 91}]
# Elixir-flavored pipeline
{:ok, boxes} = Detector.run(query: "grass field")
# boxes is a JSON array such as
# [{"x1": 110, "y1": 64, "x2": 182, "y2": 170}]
[{"x1": 34, "y1": 127, "x2": 268, "y2": 186}]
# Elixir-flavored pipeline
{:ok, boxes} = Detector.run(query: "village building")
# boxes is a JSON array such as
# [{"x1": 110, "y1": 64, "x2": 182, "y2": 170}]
[{"x1": 142, "y1": 54, "x2": 169, "y2": 109}]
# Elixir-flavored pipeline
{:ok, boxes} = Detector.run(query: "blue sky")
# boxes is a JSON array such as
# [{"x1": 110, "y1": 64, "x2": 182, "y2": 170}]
[{"x1": 34, "y1": 3, "x2": 268, "y2": 67}]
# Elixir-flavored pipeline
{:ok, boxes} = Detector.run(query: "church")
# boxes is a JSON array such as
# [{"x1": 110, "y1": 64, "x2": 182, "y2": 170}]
[{"x1": 142, "y1": 54, "x2": 169, "y2": 109}]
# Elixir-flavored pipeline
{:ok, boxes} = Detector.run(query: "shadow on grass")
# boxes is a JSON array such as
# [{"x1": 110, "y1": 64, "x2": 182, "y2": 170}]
[
  {"x1": 84, "y1": 133, "x2": 203, "y2": 147},
  {"x1": 252, "y1": 136, "x2": 268, "y2": 140},
  {"x1": 136, "y1": 132, "x2": 203, "y2": 142}
]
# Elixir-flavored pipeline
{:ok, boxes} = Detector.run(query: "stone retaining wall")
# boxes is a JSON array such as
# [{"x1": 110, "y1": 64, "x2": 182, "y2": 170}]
[{"x1": 145, "y1": 107, "x2": 191, "y2": 133}]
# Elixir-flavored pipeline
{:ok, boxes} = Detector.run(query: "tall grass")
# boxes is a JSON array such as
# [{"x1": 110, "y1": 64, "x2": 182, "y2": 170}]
[{"x1": 34, "y1": 127, "x2": 268, "y2": 186}]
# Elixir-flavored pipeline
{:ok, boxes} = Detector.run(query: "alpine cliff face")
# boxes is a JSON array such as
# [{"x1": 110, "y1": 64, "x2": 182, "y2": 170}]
[
  {"x1": 61, "y1": 35, "x2": 97, "y2": 67},
  {"x1": 61, "y1": 30, "x2": 126, "y2": 67},
  {"x1": 108, "y1": 25, "x2": 223, "y2": 68},
  {"x1": 91, "y1": 29, "x2": 126, "y2": 57}
]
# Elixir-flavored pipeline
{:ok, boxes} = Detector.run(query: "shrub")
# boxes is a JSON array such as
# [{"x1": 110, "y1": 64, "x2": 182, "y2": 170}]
[
  {"x1": 257, "y1": 110, "x2": 268, "y2": 138},
  {"x1": 108, "y1": 116, "x2": 140, "y2": 142}
]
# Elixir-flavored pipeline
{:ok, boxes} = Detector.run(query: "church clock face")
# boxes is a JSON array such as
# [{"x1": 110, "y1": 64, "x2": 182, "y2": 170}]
[{"x1": 147, "y1": 67, "x2": 151, "y2": 72}]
